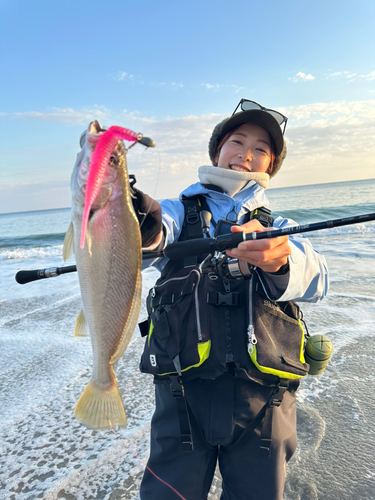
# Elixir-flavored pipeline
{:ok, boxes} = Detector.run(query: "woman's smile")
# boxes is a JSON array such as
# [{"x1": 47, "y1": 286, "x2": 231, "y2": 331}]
[{"x1": 230, "y1": 164, "x2": 250, "y2": 172}]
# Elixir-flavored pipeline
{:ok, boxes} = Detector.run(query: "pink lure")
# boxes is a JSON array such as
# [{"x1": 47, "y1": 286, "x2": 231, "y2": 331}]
[{"x1": 80, "y1": 126, "x2": 139, "y2": 249}]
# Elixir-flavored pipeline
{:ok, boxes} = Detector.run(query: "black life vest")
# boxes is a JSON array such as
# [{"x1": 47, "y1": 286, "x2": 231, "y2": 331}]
[{"x1": 139, "y1": 195, "x2": 309, "y2": 385}]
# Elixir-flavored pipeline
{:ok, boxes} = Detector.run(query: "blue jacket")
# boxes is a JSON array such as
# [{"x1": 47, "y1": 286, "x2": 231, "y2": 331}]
[{"x1": 154, "y1": 180, "x2": 329, "y2": 303}]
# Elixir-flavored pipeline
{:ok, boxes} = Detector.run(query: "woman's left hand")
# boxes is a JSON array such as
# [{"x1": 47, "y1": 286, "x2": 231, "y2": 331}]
[{"x1": 226, "y1": 220, "x2": 291, "y2": 273}]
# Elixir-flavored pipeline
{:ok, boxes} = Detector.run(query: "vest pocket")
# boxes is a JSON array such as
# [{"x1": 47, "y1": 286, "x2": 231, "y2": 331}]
[
  {"x1": 139, "y1": 270, "x2": 211, "y2": 377},
  {"x1": 248, "y1": 296, "x2": 310, "y2": 379}
]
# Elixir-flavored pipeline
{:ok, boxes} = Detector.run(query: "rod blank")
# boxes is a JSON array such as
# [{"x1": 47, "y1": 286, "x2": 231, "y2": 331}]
[{"x1": 15, "y1": 212, "x2": 375, "y2": 285}]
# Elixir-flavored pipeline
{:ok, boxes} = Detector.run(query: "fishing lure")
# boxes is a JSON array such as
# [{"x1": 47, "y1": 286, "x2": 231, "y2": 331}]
[{"x1": 80, "y1": 126, "x2": 140, "y2": 249}]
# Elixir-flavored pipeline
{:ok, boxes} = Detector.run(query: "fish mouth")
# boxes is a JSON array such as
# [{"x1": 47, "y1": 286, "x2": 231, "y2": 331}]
[{"x1": 230, "y1": 164, "x2": 250, "y2": 172}]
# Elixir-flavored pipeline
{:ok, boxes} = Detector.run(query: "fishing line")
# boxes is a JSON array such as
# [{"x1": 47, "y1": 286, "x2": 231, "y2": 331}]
[
  {"x1": 135, "y1": 142, "x2": 163, "y2": 236},
  {"x1": 106, "y1": 416, "x2": 187, "y2": 500}
]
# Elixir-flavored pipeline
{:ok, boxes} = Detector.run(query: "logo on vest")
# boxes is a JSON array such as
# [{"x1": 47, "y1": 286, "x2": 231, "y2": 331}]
[{"x1": 150, "y1": 354, "x2": 157, "y2": 367}]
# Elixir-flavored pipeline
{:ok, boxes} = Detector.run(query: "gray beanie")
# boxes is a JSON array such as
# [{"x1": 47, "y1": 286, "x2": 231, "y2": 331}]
[{"x1": 208, "y1": 109, "x2": 287, "y2": 178}]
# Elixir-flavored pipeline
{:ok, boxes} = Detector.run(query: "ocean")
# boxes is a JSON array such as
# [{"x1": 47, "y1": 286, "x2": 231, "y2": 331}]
[{"x1": 1, "y1": 178, "x2": 375, "y2": 500}]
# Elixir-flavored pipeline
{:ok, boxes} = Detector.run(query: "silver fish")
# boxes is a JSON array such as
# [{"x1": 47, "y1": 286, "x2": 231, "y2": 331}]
[{"x1": 63, "y1": 120, "x2": 142, "y2": 429}]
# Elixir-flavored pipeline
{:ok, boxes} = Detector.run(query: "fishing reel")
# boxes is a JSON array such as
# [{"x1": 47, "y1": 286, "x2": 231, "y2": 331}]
[
  {"x1": 198, "y1": 214, "x2": 254, "y2": 280},
  {"x1": 200, "y1": 252, "x2": 255, "y2": 281}
]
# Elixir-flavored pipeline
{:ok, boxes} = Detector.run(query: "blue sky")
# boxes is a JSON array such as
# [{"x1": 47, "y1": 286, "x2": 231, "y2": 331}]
[{"x1": 1, "y1": 0, "x2": 374, "y2": 213}]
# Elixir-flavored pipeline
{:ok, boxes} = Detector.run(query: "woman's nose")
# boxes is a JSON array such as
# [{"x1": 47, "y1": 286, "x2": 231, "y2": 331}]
[{"x1": 239, "y1": 150, "x2": 252, "y2": 161}]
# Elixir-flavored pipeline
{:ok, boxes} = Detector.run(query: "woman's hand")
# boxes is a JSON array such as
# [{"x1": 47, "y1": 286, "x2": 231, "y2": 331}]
[
  {"x1": 141, "y1": 194, "x2": 164, "y2": 249},
  {"x1": 226, "y1": 219, "x2": 291, "y2": 273},
  {"x1": 143, "y1": 194, "x2": 162, "y2": 227}
]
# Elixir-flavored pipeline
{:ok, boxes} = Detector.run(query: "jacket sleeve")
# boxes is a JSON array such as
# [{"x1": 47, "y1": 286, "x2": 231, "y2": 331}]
[{"x1": 263, "y1": 216, "x2": 329, "y2": 303}]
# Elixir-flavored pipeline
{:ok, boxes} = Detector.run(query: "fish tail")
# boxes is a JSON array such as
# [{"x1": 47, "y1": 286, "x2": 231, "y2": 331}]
[{"x1": 74, "y1": 377, "x2": 127, "y2": 429}]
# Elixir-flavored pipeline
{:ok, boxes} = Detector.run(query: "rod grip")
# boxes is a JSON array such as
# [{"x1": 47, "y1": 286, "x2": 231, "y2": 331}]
[
  {"x1": 15, "y1": 268, "x2": 59, "y2": 284},
  {"x1": 163, "y1": 239, "x2": 213, "y2": 260}
]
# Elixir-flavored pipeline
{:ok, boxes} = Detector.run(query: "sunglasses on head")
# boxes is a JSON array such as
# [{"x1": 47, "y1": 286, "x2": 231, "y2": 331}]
[{"x1": 232, "y1": 99, "x2": 288, "y2": 134}]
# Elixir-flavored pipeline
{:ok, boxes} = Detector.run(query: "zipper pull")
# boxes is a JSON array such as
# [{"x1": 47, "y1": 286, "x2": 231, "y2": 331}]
[
  {"x1": 151, "y1": 287, "x2": 156, "y2": 298},
  {"x1": 226, "y1": 205, "x2": 238, "y2": 222},
  {"x1": 247, "y1": 325, "x2": 257, "y2": 354}
]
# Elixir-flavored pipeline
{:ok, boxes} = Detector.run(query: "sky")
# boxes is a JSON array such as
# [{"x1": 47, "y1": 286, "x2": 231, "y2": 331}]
[{"x1": 0, "y1": 0, "x2": 374, "y2": 214}]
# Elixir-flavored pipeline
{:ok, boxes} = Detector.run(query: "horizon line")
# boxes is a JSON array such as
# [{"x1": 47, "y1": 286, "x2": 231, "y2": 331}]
[{"x1": 1, "y1": 176, "x2": 374, "y2": 216}]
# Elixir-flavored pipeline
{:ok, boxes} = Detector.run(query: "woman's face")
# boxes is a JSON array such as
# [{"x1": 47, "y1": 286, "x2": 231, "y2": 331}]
[{"x1": 216, "y1": 123, "x2": 273, "y2": 173}]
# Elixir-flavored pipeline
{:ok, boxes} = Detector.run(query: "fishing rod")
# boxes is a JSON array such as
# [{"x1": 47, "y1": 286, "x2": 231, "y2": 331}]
[{"x1": 15, "y1": 212, "x2": 375, "y2": 285}]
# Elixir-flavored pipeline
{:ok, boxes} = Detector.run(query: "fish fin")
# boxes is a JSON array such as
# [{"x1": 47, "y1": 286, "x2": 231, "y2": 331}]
[
  {"x1": 74, "y1": 309, "x2": 89, "y2": 337},
  {"x1": 110, "y1": 271, "x2": 142, "y2": 364},
  {"x1": 74, "y1": 375, "x2": 127, "y2": 430},
  {"x1": 63, "y1": 222, "x2": 75, "y2": 262}
]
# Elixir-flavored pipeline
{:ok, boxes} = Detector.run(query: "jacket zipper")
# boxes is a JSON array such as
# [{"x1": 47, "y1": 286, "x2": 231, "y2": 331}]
[
  {"x1": 225, "y1": 308, "x2": 233, "y2": 362},
  {"x1": 223, "y1": 279, "x2": 233, "y2": 362},
  {"x1": 247, "y1": 277, "x2": 257, "y2": 354},
  {"x1": 151, "y1": 270, "x2": 197, "y2": 302},
  {"x1": 193, "y1": 271, "x2": 203, "y2": 341}
]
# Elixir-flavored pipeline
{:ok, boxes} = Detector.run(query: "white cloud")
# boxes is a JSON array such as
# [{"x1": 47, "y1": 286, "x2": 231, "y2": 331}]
[
  {"x1": 116, "y1": 71, "x2": 128, "y2": 81},
  {"x1": 201, "y1": 83, "x2": 220, "y2": 90},
  {"x1": 359, "y1": 70, "x2": 375, "y2": 81},
  {"x1": 271, "y1": 99, "x2": 375, "y2": 187},
  {"x1": 118, "y1": 100, "x2": 375, "y2": 197},
  {"x1": 325, "y1": 70, "x2": 375, "y2": 82},
  {"x1": 326, "y1": 71, "x2": 347, "y2": 79},
  {"x1": 3, "y1": 100, "x2": 374, "y2": 211},
  {"x1": 13, "y1": 106, "x2": 111, "y2": 125},
  {"x1": 276, "y1": 100, "x2": 375, "y2": 124},
  {"x1": 231, "y1": 85, "x2": 247, "y2": 93},
  {"x1": 109, "y1": 70, "x2": 184, "y2": 89},
  {"x1": 289, "y1": 72, "x2": 315, "y2": 82},
  {"x1": 109, "y1": 71, "x2": 135, "y2": 82}
]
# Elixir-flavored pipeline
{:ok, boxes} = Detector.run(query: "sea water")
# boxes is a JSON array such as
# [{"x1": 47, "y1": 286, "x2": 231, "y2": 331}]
[{"x1": 0, "y1": 178, "x2": 374, "y2": 500}]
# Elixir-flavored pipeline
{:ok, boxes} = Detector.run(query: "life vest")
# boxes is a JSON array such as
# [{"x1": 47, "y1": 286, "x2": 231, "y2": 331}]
[{"x1": 139, "y1": 195, "x2": 309, "y2": 385}]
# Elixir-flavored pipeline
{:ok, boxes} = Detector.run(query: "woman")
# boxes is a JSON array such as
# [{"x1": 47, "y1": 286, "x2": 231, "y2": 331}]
[{"x1": 138, "y1": 99, "x2": 328, "y2": 500}]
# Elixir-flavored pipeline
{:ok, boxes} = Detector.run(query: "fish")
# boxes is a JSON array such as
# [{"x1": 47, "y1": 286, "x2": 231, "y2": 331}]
[{"x1": 63, "y1": 120, "x2": 142, "y2": 429}]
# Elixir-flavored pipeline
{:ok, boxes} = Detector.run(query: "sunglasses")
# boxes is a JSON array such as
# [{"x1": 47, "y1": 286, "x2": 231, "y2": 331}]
[{"x1": 232, "y1": 99, "x2": 288, "y2": 134}]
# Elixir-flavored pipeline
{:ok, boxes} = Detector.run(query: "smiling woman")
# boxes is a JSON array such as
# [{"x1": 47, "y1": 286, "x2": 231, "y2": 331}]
[
  {"x1": 137, "y1": 99, "x2": 329, "y2": 500},
  {"x1": 215, "y1": 123, "x2": 274, "y2": 174}
]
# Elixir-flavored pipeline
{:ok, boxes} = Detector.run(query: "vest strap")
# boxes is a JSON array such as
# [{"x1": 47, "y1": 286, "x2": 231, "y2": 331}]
[
  {"x1": 138, "y1": 319, "x2": 149, "y2": 338},
  {"x1": 169, "y1": 376, "x2": 194, "y2": 451},
  {"x1": 207, "y1": 291, "x2": 244, "y2": 306},
  {"x1": 151, "y1": 282, "x2": 196, "y2": 308},
  {"x1": 225, "y1": 380, "x2": 289, "y2": 456},
  {"x1": 259, "y1": 380, "x2": 289, "y2": 457},
  {"x1": 251, "y1": 207, "x2": 274, "y2": 228}
]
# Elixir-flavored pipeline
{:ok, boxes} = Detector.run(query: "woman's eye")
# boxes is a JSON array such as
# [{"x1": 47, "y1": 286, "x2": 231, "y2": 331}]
[
  {"x1": 256, "y1": 148, "x2": 267, "y2": 154},
  {"x1": 232, "y1": 140, "x2": 242, "y2": 145}
]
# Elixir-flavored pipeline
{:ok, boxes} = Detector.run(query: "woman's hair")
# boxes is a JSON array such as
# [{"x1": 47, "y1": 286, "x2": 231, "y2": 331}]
[{"x1": 213, "y1": 124, "x2": 275, "y2": 175}]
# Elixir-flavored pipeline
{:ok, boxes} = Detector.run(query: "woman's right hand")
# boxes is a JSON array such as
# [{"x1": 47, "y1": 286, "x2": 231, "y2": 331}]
[
  {"x1": 143, "y1": 194, "x2": 162, "y2": 227},
  {"x1": 138, "y1": 193, "x2": 164, "y2": 249}
]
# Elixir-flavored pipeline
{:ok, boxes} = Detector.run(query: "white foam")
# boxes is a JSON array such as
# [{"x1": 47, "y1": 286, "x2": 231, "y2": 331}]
[{"x1": 0, "y1": 245, "x2": 64, "y2": 260}]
